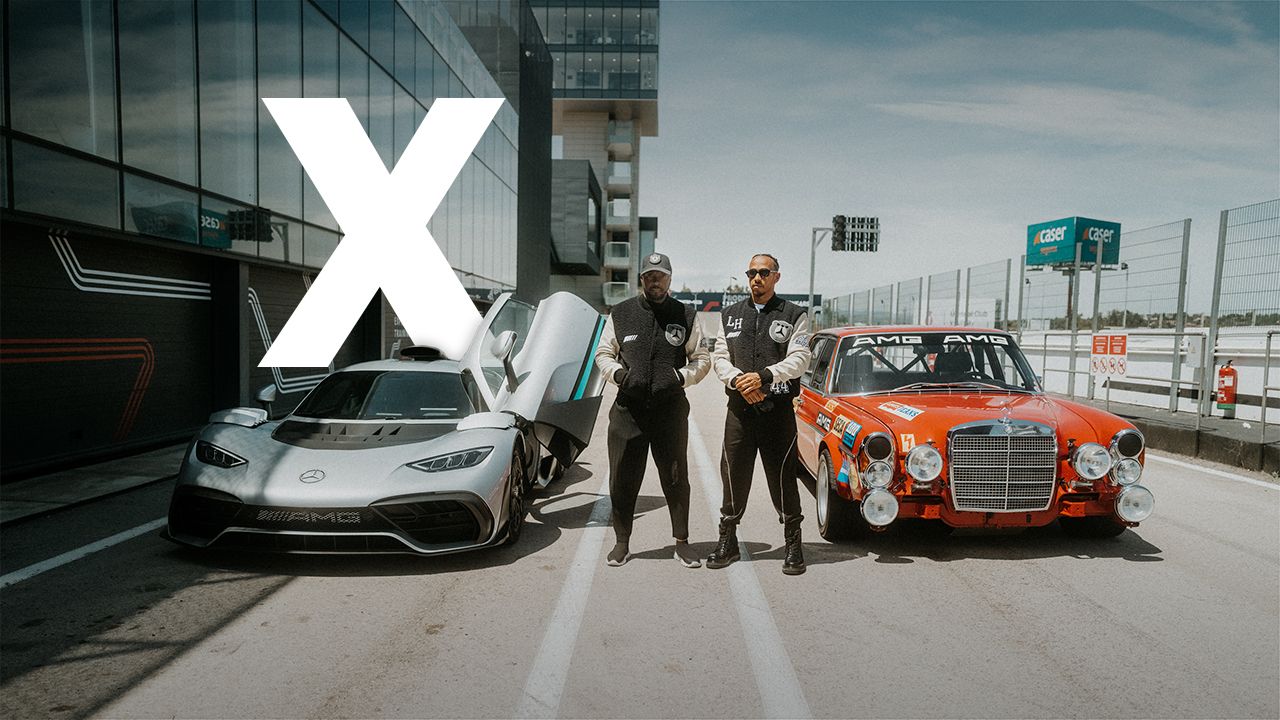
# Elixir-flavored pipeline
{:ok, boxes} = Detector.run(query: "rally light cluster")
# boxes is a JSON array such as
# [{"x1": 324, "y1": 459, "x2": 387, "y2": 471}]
[
  {"x1": 1108, "y1": 429, "x2": 1153, "y2": 522},
  {"x1": 858, "y1": 432, "x2": 899, "y2": 527}
]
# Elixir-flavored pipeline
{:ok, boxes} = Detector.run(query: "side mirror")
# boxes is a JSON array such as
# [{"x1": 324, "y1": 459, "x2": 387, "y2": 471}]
[
  {"x1": 491, "y1": 331, "x2": 519, "y2": 392},
  {"x1": 255, "y1": 383, "x2": 278, "y2": 417}
]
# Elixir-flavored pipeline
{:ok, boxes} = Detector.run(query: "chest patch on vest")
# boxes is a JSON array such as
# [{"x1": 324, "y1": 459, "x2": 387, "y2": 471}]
[
  {"x1": 623, "y1": 334, "x2": 638, "y2": 342},
  {"x1": 664, "y1": 323, "x2": 686, "y2": 346},
  {"x1": 769, "y1": 319, "x2": 794, "y2": 343}
]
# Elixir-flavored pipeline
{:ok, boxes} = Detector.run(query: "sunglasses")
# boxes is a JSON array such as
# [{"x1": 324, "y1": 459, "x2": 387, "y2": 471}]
[{"x1": 745, "y1": 268, "x2": 775, "y2": 279}]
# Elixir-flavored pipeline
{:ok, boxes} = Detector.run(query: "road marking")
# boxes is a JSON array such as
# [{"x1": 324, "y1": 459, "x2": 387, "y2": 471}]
[
  {"x1": 516, "y1": 477, "x2": 611, "y2": 719},
  {"x1": 688, "y1": 415, "x2": 812, "y2": 720},
  {"x1": 1146, "y1": 452, "x2": 1278, "y2": 490},
  {"x1": 0, "y1": 517, "x2": 166, "y2": 589}
]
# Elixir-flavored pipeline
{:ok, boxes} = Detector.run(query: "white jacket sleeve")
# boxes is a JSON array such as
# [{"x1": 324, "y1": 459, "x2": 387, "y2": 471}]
[
  {"x1": 678, "y1": 320, "x2": 711, "y2": 388},
  {"x1": 711, "y1": 315, "x2": 742, "y2": 387},
  {"x1": 594, "y1": 313, "x2": 623, "y2": 386}
]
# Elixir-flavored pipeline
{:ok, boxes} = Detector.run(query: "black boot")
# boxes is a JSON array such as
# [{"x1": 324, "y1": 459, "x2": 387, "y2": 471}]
[
  {"x1": 782, "y1": 526, "x2": 806, "y2": 575},
  {"x1": 705, "y1": 518, "x2": 740, "y2": 569}
]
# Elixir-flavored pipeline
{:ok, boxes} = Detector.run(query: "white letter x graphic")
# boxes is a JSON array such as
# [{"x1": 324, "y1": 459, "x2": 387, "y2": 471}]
[{"x1": 258, "y1": 97, "x2": 503, "y2": 367}]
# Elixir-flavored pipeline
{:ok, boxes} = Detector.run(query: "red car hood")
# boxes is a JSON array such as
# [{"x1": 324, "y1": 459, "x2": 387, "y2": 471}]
[{"x1": 855, "y1": 392, "x2": 1071, "y2": 440}]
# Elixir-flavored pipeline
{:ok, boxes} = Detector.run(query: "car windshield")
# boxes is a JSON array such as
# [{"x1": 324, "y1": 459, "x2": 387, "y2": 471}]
[
  {"x1": 828, "y1": 332, "x2": 1040, "y2": 395},
  {"x1": 293, "y1": 370, "x2": 475, "y2": 420}
]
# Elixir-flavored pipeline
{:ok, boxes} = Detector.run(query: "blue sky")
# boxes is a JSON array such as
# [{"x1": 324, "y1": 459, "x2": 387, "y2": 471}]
[{"x1": 643, "y1": 0, "x2": 1279, "y2": 309}]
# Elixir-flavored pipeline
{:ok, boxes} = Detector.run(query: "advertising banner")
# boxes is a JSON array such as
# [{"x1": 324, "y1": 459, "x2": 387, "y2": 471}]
[{"x1": 1026, "y1": 216, "x2": 1121, "y2": 266}]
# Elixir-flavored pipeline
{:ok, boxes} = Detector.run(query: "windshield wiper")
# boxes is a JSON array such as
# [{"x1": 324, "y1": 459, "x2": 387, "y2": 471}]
[{"x1": 869, "y1": 381, "x2": 1032, "y2": 395}]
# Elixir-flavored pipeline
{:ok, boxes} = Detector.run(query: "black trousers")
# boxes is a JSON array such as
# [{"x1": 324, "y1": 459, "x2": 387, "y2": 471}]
[
  {"x1": 607, "y1": 395, "x2": 691, "y2": 543},
  {"x1": 719, "y1": 402, "x2": 803, "y2": 531}
]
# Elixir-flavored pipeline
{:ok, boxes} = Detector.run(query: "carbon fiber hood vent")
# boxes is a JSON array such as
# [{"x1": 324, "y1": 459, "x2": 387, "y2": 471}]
[{"x1": 272, "y1": 420, "x2": 455, "y2": 449}]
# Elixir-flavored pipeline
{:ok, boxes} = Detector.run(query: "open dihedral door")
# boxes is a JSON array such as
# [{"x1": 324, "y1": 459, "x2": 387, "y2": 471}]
[
  {"x1": 461, "y1": 292, "x2": 606, "y2": 478},
  {"x1": 499, "y1": 292, "x2": 605, "y2": 472}
]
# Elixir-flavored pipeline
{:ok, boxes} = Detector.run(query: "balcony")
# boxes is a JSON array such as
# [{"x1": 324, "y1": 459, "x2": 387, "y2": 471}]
[
  {"x1": 603, "y1": 282, "x2": 632, "y2": 307},
  {"x1": 603, "y1": 241, "x2": 631, "y2": 270},
  {"x1": 607, "y1": 120, "x2": 634, "y2": 157},
  {"x1": 606, "y1": 162, "x2": 632, "y2": 193},
  {"x1": 606, "y1": 199, "x2": 631, "y2": 230}
]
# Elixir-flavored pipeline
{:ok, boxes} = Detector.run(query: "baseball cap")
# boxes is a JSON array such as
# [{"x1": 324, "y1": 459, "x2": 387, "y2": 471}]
[{"x1": 641, "y1": 252, "x2": 672, "y2": 276}]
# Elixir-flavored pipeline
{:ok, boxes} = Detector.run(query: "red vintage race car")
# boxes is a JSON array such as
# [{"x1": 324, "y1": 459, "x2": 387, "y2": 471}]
[{"x1": 794, "y1": 326, "x2": 1153, "y2": 539}]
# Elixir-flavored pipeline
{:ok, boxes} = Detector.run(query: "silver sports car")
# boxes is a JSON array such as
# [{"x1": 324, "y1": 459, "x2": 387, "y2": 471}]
[{"x1": 167, "y1": 292, "x2": 606, "y2": 554}]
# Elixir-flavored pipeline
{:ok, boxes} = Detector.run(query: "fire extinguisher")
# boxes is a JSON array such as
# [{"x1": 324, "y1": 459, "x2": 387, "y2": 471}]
[{"x1": 1216, "y1": 360, "x2": 1238, "y2": 419}]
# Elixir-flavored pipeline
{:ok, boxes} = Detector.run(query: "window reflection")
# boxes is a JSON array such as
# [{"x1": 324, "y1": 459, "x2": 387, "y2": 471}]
[
  {"x1": 370, "y1": 68, "x2": 394, "y2": 169},
  {"x1": 12, "y1": 141, "x2": 120, "y2": 228},
  {"x1": 394, "y1": 5, "x2": 415, "y2": 89},
  {"x1": 118, "y1": 1, "x2": 198, "y2": 183},
  {"x1": 8, "y1": 0, "x2": 117, "y2": 159},
  {"x1": 198, "y1": 0, "x2": 257, "y2": 204},
  {"x1": 368, "y1": 0, "x2": 393, "y2": 73},
  {"x1": 125, "y1": 174, "x2": 198, "y2": 245},
  {"x1": 341, "y1": 34, "x2": 370, "y2": 132},
  {"x1": 641, "y1": 52, "x2": 658, "y2": 90},
  {"x1": 304, "y1": 226, "x2": 342, "y2": 268},
  {"x1": 640, "y1": 8, "x2": 659, "y2": 45},
  {"x1": 622, "y1": 7, "x2": 640, "y2": 45},
  {"x1": 602, "y1": 8, "x2": 622, "y2": 45},
  {"x1": 258, "y1": 0, "x2": 303, "y2": 218},
  {"x1": 303, "y1": 4, "x2": 339, "y2": 231}
]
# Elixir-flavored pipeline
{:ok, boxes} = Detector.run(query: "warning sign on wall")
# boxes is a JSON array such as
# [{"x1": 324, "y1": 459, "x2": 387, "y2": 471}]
[{"x1": 1091, "y1": 334, "x2": 1128, "y2": 376}]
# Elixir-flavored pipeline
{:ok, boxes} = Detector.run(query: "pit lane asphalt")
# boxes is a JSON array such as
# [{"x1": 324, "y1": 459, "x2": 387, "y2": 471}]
[{"x1": 2, "y1": 380, "x2": 1277, "y2": 719}]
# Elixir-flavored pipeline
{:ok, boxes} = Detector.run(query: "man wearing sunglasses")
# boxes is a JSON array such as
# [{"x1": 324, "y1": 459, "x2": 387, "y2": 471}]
[
  {"x1": 707, "y1": 254, "x2": 813, "y2": 575},
  {"x1": 595, "y1": 252, "x2": 711, "y2": 568}
]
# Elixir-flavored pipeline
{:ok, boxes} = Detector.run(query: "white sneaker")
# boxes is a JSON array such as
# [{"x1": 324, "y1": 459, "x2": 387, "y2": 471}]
[{"x1": 606, "y1": 542, "x2": 631, "y2": 566}]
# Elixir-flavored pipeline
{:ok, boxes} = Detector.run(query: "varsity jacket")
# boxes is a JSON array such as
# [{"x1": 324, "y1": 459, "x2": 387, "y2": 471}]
[
  {"x1": 712, "y1": 294, "x2": 813, "y2": 411},
  {"x1": 595, "y1": 293, "x2": 711, "y2": 406}
]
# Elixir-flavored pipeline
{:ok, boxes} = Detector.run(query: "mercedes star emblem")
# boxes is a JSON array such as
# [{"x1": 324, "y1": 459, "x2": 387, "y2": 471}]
[{"x1": 299, "y1": 469, "x2": 326, "y2": 483}]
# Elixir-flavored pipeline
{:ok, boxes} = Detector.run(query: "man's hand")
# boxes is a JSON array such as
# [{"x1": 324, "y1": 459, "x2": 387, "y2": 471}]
[{"x1": 735, "y1": 372, "x2": 767, "y2": 404}]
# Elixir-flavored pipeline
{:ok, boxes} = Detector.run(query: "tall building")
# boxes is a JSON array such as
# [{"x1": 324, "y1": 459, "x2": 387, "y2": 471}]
[
  {"x1": 0, "y1": 0, "x2": 549, "y2": 476},
  {"x1": 528, "y1": 0, "x2": 659, "y2": 308}
]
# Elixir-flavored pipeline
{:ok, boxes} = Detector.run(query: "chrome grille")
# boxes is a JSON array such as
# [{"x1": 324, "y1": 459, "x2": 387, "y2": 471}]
[{"x1": 949, "y1": 432, "x2": 1057, "y2": 512}]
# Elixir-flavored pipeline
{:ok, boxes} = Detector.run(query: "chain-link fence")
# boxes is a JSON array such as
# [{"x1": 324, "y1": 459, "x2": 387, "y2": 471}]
[
  {"x1": 965, "y1": 258, "x2": 1011, "y2": 329},
  {"x1": 814, "y1": 199, "x2": 1280, "y2": 423},
  {"x1": 926, "y1": 270, "x2": 960, "y2": 325},
  {"x1": 895, "y1": 277, "x2": 922, "y2": 325}
]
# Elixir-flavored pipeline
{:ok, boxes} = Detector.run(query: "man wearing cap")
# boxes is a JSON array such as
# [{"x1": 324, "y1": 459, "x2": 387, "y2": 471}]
[
  {"x1": 595, "y1": 252, "x2": 710, "y2": 567},
  {"x1": 707, "y1": 253, "x2": 813, "y2": 575}
]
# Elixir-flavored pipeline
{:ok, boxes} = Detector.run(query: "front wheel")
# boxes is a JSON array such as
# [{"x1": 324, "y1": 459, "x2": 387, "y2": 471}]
[
  {"x1": 816, "y1": 451, "x2": 867, "y2": 541},
  {"x1": 1060, "y1": 516, "x2": 1126, "y2": 538},
  {"x1": 502, "y1": 449, "x2": 528, "y2": 545}
]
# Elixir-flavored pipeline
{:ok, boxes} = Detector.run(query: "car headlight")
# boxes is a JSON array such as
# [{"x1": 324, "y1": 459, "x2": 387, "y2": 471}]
[
  {"x1": 1115, "y1": 485, "x2": 1154, "y2": 522},
  {"x1": 861, "y1": 460, "x2": 893, "y2": 489},
  {"x1": 409, "y1": 447, "x2": 493, "y2": 473},
  {"x1": 1110, "y1": 428, "x2": 1144, "y2": 458},
  {"x1": 195, "y1": 441, "x2": 247, "y2": 468},
  {"x1": 1111, "y1": 457, "x2": 1143, "y2": 486},
  {"x1": 862, "y1": 433, "x2": 894, "y2": 461},
  {"x1": 1072, "y1": 442, "x2": 1112, "y2": 481},
  {"x1": 906, "y1": 445, "x2": 942, "y2": 482},
  {"x1": 861, "y1": 489, "x2": 899, "y2": 527}
]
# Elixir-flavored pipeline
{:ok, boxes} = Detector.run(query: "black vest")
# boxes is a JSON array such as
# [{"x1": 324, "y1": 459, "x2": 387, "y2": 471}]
[
  {"x1": 721, "y1": 295, "x2": 806, "y2": 408},
  {"x1": 610, "y1": 295, "x2": 695, "y2": 406}
]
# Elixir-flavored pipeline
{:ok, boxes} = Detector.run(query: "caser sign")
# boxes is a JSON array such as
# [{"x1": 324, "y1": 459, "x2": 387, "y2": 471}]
[
  {"x1": 259, "y1": 97, "x2": 503, "y2": 368},
  {"x1": 1025, "y1": 216, "x2": 1121, "y2": 266}
]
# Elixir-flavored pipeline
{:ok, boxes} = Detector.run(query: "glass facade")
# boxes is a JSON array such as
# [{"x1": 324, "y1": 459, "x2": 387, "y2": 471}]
[
  {"x1": 530, "y1": 1, "x2": 658, "y2": 97},
  {"x1": 2, "y1": 0, "x2": 519, "y2": 289}
]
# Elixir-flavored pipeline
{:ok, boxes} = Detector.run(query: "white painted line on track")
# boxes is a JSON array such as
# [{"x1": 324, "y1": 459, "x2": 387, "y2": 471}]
[
  {"x1": 0, "y1": 517, "x2": 166, "y2": 589},
  {"x1": 515, "y1": 476, "x2": 612, "y2": 719},
  {"x1": 688, "y1": 415, "x2": 812, "y2": 720},
  {"x1": 1146, "y1": 452, "x2": 1278, "y2": 490}
]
